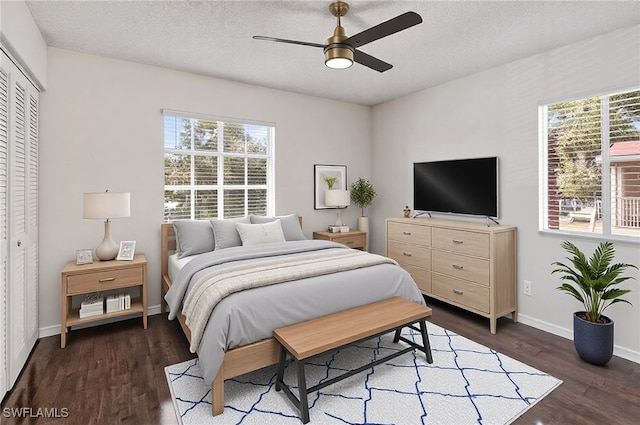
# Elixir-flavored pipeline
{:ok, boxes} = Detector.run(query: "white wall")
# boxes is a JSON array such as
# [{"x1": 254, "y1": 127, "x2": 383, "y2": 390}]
[
  {"x1": 371, "y1": 25, "x2": 640, "y2": 362},
  {"x1": 38, "y1": 47, "x2": 372, "y2": 337},
  {"x1": 0, "y1": 0, "x2": 47, "y2": 89}
]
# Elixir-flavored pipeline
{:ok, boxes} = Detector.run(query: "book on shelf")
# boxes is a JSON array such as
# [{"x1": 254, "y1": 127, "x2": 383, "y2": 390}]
[{"x1": 106, "y1": 293, "x2": 132, "y2": 313}]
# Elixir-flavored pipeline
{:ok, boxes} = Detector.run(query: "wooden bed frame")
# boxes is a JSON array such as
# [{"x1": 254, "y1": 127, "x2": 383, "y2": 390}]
[{"x1": 160, "y1": 218, "x2": 302, "y2": 416}]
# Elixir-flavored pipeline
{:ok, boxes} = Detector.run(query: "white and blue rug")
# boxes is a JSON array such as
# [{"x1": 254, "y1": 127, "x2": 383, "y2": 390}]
[{"x1": 165, "y1": 323, "x2": 561, "y2": 425}]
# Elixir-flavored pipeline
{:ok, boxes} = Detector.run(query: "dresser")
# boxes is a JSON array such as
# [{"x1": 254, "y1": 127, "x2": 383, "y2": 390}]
[{"x1": 386, "y1": 217, "x2": 517, "y2": 333}]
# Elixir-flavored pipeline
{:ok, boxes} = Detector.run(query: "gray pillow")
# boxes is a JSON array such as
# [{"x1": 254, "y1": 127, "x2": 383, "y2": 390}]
[
  {"x1": 250, "y1": 213, "x2": 306, "y2": 241},
  {"x1": 173, "y1": 220, "x2": 215, "y2": 258},
  {"x1": 210, "y1": 216, "x2": 251, "y2": 250}
]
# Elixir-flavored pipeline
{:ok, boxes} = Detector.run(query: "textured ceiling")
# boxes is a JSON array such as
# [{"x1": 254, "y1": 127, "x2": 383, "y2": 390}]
[{"x1": 26, "y1": 0, "x2": 640, "y2": 106}]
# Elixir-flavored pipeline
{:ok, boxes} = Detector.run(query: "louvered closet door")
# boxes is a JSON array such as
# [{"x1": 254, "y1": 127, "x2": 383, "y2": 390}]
[
  {"x1": 3, "y1": 50, "x2": 38, "y2": 390},
  {"x1": 0, "y1": 54, "x2": 9, "y2": 399}
]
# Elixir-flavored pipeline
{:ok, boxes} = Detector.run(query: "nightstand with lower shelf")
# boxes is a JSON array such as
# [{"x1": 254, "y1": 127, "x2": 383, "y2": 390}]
[
  {"x1": 313, "y1": 230, "x2": 367, "y2": 251},
  {"x1": 60, "y1": 253, "x2": 147, "y2": 348}
]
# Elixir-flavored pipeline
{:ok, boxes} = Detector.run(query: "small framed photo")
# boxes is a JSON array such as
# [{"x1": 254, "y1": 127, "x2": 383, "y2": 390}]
[
  {"x1": 116, "y1": 241, "x2": 136, "y2": 261},
  {"x1": 314, "y1": 164, "x2": 347, "y2": 209},
  {"x1": 76, "y1": 249, "x2": 94, "y2": 265}
]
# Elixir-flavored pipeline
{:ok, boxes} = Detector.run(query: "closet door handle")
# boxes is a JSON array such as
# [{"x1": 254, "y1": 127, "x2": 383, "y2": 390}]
[{"x1": 17, "y1": 240, "x2": 22, "y2": 247}]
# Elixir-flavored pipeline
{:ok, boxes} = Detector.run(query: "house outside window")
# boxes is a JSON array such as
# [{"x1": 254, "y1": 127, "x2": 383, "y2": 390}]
[
  {"x1": 163, "y1": 111, "x2": 275, "y2": 221},
  {"x1": 539, "y1": 88, "x2": 640, "y2": 240}
]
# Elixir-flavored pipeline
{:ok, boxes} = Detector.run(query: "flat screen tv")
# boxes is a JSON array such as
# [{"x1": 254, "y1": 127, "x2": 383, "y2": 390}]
[{"x1": 413, "y1": 157, "x2": 499, "y2": 218}]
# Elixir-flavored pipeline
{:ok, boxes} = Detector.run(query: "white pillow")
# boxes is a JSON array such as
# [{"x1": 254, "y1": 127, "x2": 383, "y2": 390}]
[{"x1": 236, "y1": 220, "x2": 286, "y2": 246}]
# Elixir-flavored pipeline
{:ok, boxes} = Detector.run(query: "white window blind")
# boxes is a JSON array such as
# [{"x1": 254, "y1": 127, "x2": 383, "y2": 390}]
[
  {"x1": 163, "y1": 111, "x2": 274, "y2": 221},
  {"x1": 541, "y1": 88, "x2": 640, "y2": 239}
]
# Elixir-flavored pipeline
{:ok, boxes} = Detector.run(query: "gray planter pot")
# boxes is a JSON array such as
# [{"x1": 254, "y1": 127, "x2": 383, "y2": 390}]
[{"x1": 573, "y1": 312, "x2": 614, "y2": 366}]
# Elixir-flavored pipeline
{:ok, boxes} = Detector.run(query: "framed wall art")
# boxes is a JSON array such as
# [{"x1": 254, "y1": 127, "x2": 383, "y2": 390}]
[
  {"x1": 314, "y1": 164, "x2": 347, "y2": 209},
  {"x1": 116, "y1": 241, "x2": 136, "y2": 261}
]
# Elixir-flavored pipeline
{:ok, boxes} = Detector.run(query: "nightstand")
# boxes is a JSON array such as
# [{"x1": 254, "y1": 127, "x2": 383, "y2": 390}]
[
  {"x1": 313, "y1": 230, "x2": 367, "y2": 251},
  {"x1": 60, "y1": 253, "x2": 147, "y2": 348}
]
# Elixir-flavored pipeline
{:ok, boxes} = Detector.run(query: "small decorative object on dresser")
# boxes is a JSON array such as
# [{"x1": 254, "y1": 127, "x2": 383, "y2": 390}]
[
  {"x1": 116, "y1": 240, "x2": 136, "y2": 261},
  {"x1": 386, "y1": 217, "x2": 517, "y2": 334},
  {"x1": 403, "y1": 206, "x2": 411, "y2": 218}
]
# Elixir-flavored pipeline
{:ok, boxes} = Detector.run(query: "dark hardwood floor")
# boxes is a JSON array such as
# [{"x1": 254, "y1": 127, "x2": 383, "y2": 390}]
[{"x1": 2, "y1": 299, "x2": 639, "y2": 424}]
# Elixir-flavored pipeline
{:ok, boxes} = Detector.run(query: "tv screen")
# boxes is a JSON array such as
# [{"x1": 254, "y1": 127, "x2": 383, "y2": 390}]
[{"x1": 413, "y1": 157, "x2": 499, "y2": 218}]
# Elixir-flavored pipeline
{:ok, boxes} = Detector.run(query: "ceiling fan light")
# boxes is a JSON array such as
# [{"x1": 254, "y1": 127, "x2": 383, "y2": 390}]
[{"x1": 324, "y1": 45, "x2": 354, "y2": 69}]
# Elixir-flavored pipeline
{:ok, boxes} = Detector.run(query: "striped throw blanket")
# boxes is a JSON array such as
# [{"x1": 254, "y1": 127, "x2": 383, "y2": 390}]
[{"x1": 182, "y1": 248, "x2": 397, "y2": 353}]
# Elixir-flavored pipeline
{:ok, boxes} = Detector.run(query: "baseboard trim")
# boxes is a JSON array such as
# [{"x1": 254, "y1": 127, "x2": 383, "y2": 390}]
[
  {"x1": 39, "y1": 304, "x2": 164, "y2": 339},
  {"x1": 517, "y1": 313, "x2": 640, "y2": 364}
]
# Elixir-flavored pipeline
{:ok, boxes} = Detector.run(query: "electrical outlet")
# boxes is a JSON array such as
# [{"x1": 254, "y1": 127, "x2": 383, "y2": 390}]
[{"x1": 524, "y1": 280, "x2": 532, "y2": 296}]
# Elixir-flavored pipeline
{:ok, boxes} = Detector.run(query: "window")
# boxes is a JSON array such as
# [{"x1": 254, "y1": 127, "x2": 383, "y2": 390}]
[
  {"x1": 540, "y1": 88, "x2": 640, "y2": 240},
  {"x1": 163, "y1": 111, "x2": 274, "y2": 221}
]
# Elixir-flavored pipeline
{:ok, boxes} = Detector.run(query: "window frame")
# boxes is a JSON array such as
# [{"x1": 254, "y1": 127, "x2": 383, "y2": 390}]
[
  {"x1": 163, "y1": 109, "x2": 275, "y2": 221},
  {"x1": 538, "y1": 85, "x2": 640, "y2": 244}
]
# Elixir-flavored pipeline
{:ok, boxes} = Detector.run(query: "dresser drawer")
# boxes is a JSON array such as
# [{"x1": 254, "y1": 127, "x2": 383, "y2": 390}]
[
  {"x1": 66, "y1": 266, "x2": 144, "y2": 295},
  {"x1": 387, "y1": 240, "x2": 431, "y2": 269},
  {"x1": 432, "y1": 228, "x2": 489, "y2": 258},
  {"x1": 400, "y1": 264, "x2": 432, "y2": 294},
  {"x1": 432, "y1": 250, "x2": 490, "y2": 286},
  {"x1": 432, "y1": 273, "x2": 489, "y2": 313},
  {"x1": 387, "y1": 222, "x2": 430, "y2": 246}
]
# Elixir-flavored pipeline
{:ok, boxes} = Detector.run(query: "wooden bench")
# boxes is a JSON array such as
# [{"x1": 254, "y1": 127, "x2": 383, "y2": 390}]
[{"x1": 273, "y1": 297, "x2": 433, "y2": 423}]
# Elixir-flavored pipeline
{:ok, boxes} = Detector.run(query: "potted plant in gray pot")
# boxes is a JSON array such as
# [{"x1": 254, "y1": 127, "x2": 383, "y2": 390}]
[
  {"x1": 350, "y1": 177, "x2": 376, "y2": 251},
  {"x1": 552, "y1": 240, "x2": 637, "y2": 365}
]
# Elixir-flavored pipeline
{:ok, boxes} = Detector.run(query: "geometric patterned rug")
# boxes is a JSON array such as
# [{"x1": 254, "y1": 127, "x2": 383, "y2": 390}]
[{"x1": 165, "y1": 323, "x2": 561, "y2": 425}]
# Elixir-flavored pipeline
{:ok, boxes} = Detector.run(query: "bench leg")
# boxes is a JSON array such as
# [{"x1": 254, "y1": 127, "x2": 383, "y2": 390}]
[
  {"x1": 420, "y1": 320, "x2": 433, "y2": 364},
  {"x1": 296, "y1": 359, "x2": 310, "y2": 424},
  {"x1": 276, "y1": 344, "x2": 287, "y2": 392},
  {"x1": 393, "y1": 327, "x2": 401, "y2": 343}
]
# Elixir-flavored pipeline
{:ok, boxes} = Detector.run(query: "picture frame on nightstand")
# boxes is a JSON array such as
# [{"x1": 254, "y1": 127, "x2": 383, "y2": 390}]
[
  {"x1": 116, "y1": 241, "x2": 136, "y2": 261},
  {"x1": 76, "y1": 249, "x2": 93, "y2": 265}
]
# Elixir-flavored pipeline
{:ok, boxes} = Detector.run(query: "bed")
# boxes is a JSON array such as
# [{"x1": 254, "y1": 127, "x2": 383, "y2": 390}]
[{"x1": 161, "y1": 215, "x2": 425, "y2": 416}]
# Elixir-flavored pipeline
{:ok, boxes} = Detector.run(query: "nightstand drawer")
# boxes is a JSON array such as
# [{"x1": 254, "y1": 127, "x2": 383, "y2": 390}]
[
  {"x1": 336, "y1": 234, "x2": 366, "y2": 249},
  {"x1": 66, "y1": 267, "x2": 143, "y2": 295}
]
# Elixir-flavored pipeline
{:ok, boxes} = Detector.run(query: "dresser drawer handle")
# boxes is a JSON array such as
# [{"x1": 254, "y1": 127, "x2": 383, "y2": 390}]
[
  {"x1": 453, "y1": 289, "x2": 464, "y2": 295},
  {"x1": 403, "y1": 252, "x2": 412, "y2": 257},
  {"x1": 452, "y1": 264, "x2": 464, "y2": 270},
  {"x1": 99, "y1": 277, "x2": 116, "y2": 282},
  {"x1": 402, "y1": 231, "x2": 412, "y2": 235},
  {"x1": 452, "y1": 239, "x2": 464, "y2": 244}
]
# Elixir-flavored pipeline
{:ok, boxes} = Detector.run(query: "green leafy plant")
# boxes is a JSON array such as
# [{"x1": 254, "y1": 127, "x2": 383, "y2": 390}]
[
  {"x1": 350, "y1": 178, "x2": 377, "y2": 216},
  {"x1": 323, "y1": 175, "x2": 338, "y2": 190},
  {"x1": 552, "y1": 240, "x2": 637, "y2": 323}
]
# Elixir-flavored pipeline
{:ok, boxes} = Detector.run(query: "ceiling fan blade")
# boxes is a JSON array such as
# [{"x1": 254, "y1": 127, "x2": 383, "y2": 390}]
[
  {"x1": 344, "y1": 11, "x2": 422, "y2": 48},
  {"x1": 353, "y1": 50, "x2": 393, "y2": 73},
  {"x1": 252, "y1": 36, "x2": 325, "y2": 48}
]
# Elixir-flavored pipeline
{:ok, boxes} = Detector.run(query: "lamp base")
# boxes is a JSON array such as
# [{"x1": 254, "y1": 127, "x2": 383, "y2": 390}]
[{"x1": 95, "y1": 220, "x2": 119, "y2": 261}]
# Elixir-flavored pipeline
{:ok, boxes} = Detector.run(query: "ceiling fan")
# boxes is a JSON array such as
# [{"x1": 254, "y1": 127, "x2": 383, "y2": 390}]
[{"x1": 253, "y1": 1, "x2": 423, "y2": 72}]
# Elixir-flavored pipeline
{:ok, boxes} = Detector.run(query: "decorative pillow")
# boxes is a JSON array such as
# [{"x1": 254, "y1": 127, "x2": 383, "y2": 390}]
[
  {"x1": 250, "y1": 213, "x2": 306, "y2": 241},
  {"x1": 210, "y1": 216, "x2": 251, "y2": 250},
  {"x1": 173, "y1": 220, "x2": 215, "y2": 258},
  {"x1": 236, "y1": 220, "x2": 286, "y2": 246}
]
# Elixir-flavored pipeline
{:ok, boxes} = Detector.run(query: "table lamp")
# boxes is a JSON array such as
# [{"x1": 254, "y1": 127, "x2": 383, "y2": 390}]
[
  {"x1": 325, "y1": 189, "x2": 351, "y2": 226},
  {"x1": 83, "y1": 191, "x2": 130, "y2": 261}
]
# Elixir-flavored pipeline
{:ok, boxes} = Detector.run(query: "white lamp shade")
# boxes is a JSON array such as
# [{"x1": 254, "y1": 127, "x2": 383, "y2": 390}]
[
  {"x1": 325, "y1": 189, "x2": 351, "y2": 207},
  {"x1": 83, "y1": 192, "x2": 130, "y2": 219}
]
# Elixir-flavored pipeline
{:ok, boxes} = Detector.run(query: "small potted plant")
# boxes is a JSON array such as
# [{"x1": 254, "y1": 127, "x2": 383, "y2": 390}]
[
  {"x1": 552, "y1": 240, "x2": 637, "y2": 365},
  {"x1": 350, "y1": 178, "x2": 377, "y2": 249}
]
